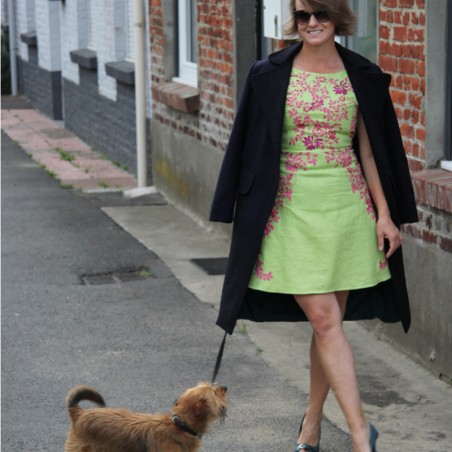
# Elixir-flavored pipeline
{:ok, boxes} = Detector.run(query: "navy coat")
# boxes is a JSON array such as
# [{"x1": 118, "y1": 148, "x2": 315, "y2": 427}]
[{"x1": 210, "y1": 42, "x2": 418, "y2": 335}]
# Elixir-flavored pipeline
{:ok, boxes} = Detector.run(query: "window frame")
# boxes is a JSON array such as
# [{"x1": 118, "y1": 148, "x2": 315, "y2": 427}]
[
  {"x1": 173, "y1": 0, "x2": 198, "y2": 87},
  {"x1": 344, "y1": 0, "x2": 378, "y2": 63}
]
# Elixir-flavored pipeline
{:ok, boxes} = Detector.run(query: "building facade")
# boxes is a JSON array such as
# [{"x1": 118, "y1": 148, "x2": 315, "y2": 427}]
[
  {"x1": 150, "y1": 0, "x2": 452, "y2": 378},
  {"x1": 4, "y1": 0, "x2": 152, "y2": 179}
]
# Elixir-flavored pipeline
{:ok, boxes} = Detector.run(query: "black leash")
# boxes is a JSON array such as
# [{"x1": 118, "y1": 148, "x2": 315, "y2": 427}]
[{"x1": 211, "y1": 331, "x2": 227, "y2": 383}]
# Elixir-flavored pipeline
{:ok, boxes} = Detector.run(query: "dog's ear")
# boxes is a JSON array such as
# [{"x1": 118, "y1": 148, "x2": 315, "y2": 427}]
[{"x1": 192, "y1": 398, "x2": 210, "y2": 420}]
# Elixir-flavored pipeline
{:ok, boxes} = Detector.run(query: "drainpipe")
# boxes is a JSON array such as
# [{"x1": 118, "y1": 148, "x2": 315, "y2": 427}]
[
  {"x1": 7, "y1": 0, "x2": 18, "y2": 95},
  {"x1": 133, "y1": 0, "x2": 147, "y2": 188}
]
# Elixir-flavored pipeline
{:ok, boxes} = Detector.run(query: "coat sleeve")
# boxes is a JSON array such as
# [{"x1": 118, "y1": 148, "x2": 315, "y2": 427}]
[
  {"x1": 209, "y1": 62, "x2": 256, "y2": 223},
  {"x1": 382, "y1": 91, "x2": 419, "y2": 224}
]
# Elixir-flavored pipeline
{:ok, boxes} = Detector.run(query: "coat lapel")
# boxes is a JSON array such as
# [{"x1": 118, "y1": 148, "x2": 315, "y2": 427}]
[
  {"x1": 250, "y1": 44, "x2": 301, "y2": 153},
  {"x1": 336, "y1": 44, "x2": 391, "y2": 109},
  {"x1": 250, "y1": 66, "x2": 292, "y2": 153}
]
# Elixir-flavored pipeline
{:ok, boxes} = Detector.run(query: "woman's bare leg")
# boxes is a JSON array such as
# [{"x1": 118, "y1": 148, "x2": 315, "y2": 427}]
[
  {"x1": 297, "y1": 291, "x2": 348, "y2": 445},
  {"x1": 295, "y1": 292, "x2": 371, "y2": 452}
]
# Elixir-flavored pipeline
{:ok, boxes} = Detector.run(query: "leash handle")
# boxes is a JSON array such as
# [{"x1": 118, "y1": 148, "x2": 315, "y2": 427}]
[{"x1": 212, "y1": 331, "x2": 227, "y2": 383}]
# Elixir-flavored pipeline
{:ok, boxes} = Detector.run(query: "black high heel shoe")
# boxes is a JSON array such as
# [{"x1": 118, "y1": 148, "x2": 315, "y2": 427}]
[
  {"x1": 369, "y1": 423, "x2": 379, "y2": 452},
  {"x1": 294, "y1": 414, "x2": 320, "y2": 452}
]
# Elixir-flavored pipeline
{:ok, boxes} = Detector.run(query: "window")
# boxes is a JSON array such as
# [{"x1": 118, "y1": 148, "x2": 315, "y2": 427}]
[
  {"x1": 87, "y1": 1, "x2": 95, "y2": 50},
  {"x1": 114, "y1": 0, "x2": 135, "y2": 61},
  {"x1": 174, "y1": 0, "x2": 198, "y2": 87},
  {"x1": 345, "y1": 0, "x2": 378, "y2": 63},
  {"x1": 26, "y1": 0, "x2": 35, "y2": 30},
  {"x1": 125, "y1": 0, "x2": 135, "y2": 61}
]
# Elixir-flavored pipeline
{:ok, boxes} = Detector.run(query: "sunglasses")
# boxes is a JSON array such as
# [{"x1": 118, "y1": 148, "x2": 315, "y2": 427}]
[{"x1": 293, "y1": 10, "x2": 330, "y2": 25}]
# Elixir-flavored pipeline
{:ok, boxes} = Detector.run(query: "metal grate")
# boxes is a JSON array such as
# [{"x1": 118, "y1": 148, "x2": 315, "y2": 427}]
[
  {"x1": 190, "y1": 257, "x2": 228, "y2": 275},
  {"x1": 79, "y1": 267, "x2": 152, "y2": 285}
]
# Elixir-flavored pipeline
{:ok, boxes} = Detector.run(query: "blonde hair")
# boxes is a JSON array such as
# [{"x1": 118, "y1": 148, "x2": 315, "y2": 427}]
[{"x1": 285, "y1": 0, "x2": 356, "y2": 37}]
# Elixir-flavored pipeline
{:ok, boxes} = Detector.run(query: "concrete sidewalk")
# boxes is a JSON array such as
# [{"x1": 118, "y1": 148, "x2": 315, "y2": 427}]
[
  {"x1": 1, "y1": 101, "x2": 136, "y2": 192},
  {"x1": 2, "y1": 99, "x2": 451, "y2": 450}
]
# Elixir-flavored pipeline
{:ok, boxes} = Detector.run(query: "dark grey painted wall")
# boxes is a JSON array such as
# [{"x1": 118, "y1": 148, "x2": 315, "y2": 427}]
[
  {"x1": 63, "y1": 67, "x2": 152, "y2": 182},
  {"x1": 17, "y1": 48, "x2": 62, "y2": 120}
]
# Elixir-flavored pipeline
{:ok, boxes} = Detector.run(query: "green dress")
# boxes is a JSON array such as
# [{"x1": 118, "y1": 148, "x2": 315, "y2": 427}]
[{"x1": 248, "y1": 68, "x2": 391, "y2": 294}]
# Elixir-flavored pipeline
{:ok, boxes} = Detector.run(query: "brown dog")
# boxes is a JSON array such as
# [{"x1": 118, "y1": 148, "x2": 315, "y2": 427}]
[{"x1": 64, "y1": 382, "x2": 228, "y2": 452}]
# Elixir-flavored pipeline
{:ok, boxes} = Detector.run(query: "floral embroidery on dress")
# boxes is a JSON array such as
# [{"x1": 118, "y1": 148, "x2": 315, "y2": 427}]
[
  {"x1": 254, "y1": 258, "x2": 273, "y2": 281},
  {"x1": 325, "y1": 148, "x2": 376, "y2": 221}
]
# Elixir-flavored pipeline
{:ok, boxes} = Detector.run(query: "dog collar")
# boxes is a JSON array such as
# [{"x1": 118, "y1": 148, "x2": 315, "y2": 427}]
[{"x1": 171, "y1": 415, "x2": 201, "y2": 438}]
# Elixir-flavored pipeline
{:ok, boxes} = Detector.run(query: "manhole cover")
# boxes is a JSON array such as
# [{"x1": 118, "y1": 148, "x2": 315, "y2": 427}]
[
  {"x1": 80, "y1": 267, "x2": 152, "y2": 285},
  {"x1": 190, "y1": 257, "x2": 228, "y2": 275}
]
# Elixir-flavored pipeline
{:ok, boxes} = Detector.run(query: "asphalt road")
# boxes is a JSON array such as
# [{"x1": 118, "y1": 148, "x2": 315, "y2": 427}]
[{"x1": 1, "y1": 133, "x2": 352, "y2": 451}]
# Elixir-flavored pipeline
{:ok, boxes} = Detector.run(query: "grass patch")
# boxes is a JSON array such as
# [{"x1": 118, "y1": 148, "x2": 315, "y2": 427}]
[
  {"x1": 238, "y1": 321, "x2": 248, "y2": 336},
  {"x1": 98, "y1": 180, "x2": 109, "y2": 188},
  {"x1": 113, "y1": 161, "x2": 128, "y2": 172},
  {"x1": 140, "y1": 269, "x2": 152, "y2": 278},
  {"x1": 55, "y1": 147, "x2": 75, "y2": 163}
]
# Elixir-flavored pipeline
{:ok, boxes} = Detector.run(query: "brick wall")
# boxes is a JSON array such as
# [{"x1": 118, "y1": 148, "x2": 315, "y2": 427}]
[
  {"x1": 150, "y1": 0, "x2": 235, "y2": 151},
  {"x1": 379, "y1": 0, "x2": 426, "y2": 173},
  {"x1": 379, "y1": 0, "x2": 452, "y2": 254}
]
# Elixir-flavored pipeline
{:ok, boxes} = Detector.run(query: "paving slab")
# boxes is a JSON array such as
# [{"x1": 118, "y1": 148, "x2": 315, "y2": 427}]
[
  {"x1": 103, "y1": 204, "x2": 452, "y2": 451},
  {"x1": 1, "y1": 106, "x2": 136, "y2": 192}
]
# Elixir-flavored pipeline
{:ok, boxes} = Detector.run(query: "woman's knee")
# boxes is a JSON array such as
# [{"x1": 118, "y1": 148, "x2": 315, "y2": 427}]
[
  {"x1": 294, "y1": 294, "x2": 342, "y2": 338},
  {"x1": 310, "y1": 309, "x2": 341, "y2": 338}
]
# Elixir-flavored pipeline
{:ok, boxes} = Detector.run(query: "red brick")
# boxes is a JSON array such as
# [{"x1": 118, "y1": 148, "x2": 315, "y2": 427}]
[
  {"x1": 419, "y1": 12, "x2": 426, "y2": 26},
  {"x1": 417, "y1": 61, "x2": 426, "y2": 77},
  {"x1": 422, "y1": 229, "x2": 438, "y2": 245},
  {"x1": 380, "y1": 25, "x2": 390, "y2": 39},
  {"x1": 394, "y1": 26, "x2": 407, "y2": 41},
  {"x1": 391, "y1": 89, "x2": 407, "y2": 105},
  {"x1": 410, "y1": 45, "x2": 424, "y2": 59},
  {"x1": 400, "y1": 59, "x2": 416, "y2": 74},
  {"x1": 383, "y1": 0, "x2": 398, "y2": 6},
  {"x1": 390, "y1": 42, "x2": 404, "y2": 57},
  {"x1": 439, "y1": 237, "x2": 452, "y2": 253},
  {"x1": 380, "y1": 55, "x2": 398, "y2": 72},
  {"x1": 415, "y1": 128, "x2": 426, "y2": 141},
  {"x1": 408, "y1": 28, "x2": 425, "y2": 42},
  {"x1": 410, "y1": 12, "x2": 419, "y2": 24},
  {"x1": 411, "y1": 76, "x2": 420, "y2": 91},
  {"x1": 401, "y1": 123, "x2": 414, "y2": 138},
  {"x1": 408, "y1": 159, "x2": 425, "y2": 171},
  {"x1": 402, "y1": 12, "x2": 410, "y2": 25},
  {"x1": 400, "y1": 0, "x2": 414, "y2": 6},
  {"x1": 409, "y1": 93, "x2": 423, "y2": 110}
]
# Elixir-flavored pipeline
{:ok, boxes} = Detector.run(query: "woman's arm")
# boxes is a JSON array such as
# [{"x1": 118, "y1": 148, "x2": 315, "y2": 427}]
[{"x1": 357, "y1": 112, "x2": 402, "y2": 259}]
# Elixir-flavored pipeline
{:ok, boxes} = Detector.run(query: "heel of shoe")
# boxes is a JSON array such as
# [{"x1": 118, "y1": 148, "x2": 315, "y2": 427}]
[
  {"x1": 369, "y1": 423, "x2": 379, "y2": 452},
  {"x1": 295, "y1": 414, "x2": 320, "y2": 452}
]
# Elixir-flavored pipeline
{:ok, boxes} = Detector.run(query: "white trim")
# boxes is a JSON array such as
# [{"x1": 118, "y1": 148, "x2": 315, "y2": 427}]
[{"x1": 176, "y1": 0, "x2": 197, "y2": 86}]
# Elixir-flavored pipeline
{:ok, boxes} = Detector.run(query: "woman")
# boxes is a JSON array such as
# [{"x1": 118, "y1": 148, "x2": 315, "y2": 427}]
[{"x1": 210, "y1": 0, "x2": 418, "y2": 450}]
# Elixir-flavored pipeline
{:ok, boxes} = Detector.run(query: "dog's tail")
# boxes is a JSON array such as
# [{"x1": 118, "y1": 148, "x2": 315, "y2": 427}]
[{"x1": 66, "y1": 385, "x2": 106, "y2": 423}]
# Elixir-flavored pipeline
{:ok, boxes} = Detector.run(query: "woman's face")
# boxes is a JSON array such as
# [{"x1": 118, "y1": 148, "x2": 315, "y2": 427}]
[{"x1": 295, "y1": 0, "x2": 336, "y2": 47}]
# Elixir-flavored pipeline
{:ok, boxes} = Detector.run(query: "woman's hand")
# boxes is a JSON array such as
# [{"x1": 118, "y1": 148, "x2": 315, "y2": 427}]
[{"x1": 377, "y1": 214, "x2": 403, "y2": 259}]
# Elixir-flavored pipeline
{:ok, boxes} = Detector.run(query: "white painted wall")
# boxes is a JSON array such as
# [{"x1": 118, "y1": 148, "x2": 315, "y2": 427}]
[
  {"x1": 36, "y1": 0, "x2": 61, "y2": 71},
  {"x1": 7, "y1": 0, "x2": 152, "y2": 116}
]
